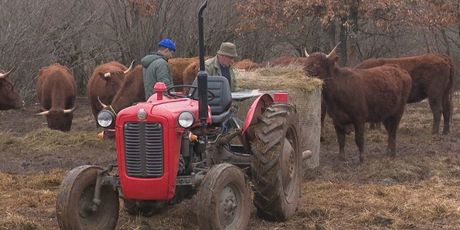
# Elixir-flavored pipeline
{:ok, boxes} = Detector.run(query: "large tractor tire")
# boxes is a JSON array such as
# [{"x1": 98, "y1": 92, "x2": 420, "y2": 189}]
[
  {"x1": 123, "y1": 199, "x2": 167, "y2": 217},
  {"x1": 56, "y1": 165, "x2": 119, "y2": 230},
  {"x1": 250, "y1": 103, "x2": 301, "y2": 221},
  {"x1": 195, "y1": 163, "x2": 251, "y2": 230}
]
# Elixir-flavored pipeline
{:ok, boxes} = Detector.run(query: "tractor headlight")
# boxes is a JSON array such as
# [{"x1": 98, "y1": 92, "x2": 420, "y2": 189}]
[
  {"x1": 178, "y1": 111, "x2": 194, "y2": 128},
  {"x1": 97, "y1": 109, "x2": 115, "y2": 128}
]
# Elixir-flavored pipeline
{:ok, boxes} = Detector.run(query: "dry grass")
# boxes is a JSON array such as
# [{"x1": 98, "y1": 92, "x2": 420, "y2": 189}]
[
  {"x1": 0, "y1": 77, "x2": 459, "y2": 229},
  {"x1": 0, "y1": 170, "x2": 65, "y2": 230},
  {"x1": 298, "y1": 153, "x2": 460, "y2": 229},
  {"x1": 0, "y1": 128, "x2": 103, "y2": 152}
]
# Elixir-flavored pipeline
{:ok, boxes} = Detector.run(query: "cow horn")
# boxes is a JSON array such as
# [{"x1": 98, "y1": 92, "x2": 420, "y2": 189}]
[
  {"x1": 326, "y1": 42, "x2": 341, "y2": 59},
  {"x1": 37, "y1": 110, "x2": 50, "y2": 116},
  {"x1": 124, "y1": 60, "x2": 135, "y2": 74},
  {"x1": 97, "y1": 96, "x2": 108, "y2": 108},
  {"x1": 0, "y1": 67, "x2": 16, "y2": 79},
  {"x1": 304, "y1": 48, "x2": 309, "y2": 57},
  {"x1": 63, "y1": 106, "x2": 77, "y2": 114}
]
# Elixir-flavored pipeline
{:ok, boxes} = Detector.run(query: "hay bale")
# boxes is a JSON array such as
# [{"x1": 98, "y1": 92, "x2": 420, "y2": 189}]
[
  {"x1": 235, "y1": 65, "x2": 323, "y2": 171},
  {"x1": 236, "y1": 65, "x2": 323, "y2": 92}
]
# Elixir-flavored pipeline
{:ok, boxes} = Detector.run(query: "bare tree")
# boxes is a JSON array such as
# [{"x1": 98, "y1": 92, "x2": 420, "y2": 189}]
[{"x1": 1, "y1": 0, "x2": 459, "y2": 102}]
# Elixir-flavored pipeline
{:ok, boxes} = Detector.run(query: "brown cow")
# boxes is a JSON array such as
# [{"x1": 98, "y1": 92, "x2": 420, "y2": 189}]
[
  {"x1": 301, "y1": 46, "x2": 412, "y2": 162},
  {"x1": 0, "y1": 68, "x2": 23, "y2": 110},
  {"x1": 182, "y1": 60, "x2": 200, "y2": 87},
  {"x1": 87, "y1": 61, "x2": 134, "y2": 123},
  {"x1": 169, "y1": 57, "x2": 200, "y2": 91},
  {"x1": 37, "y1": 64, "x2": 76, "y2": 132},
  {"x1": 355, "y1": 53, "x2": 454, "y2": 134}
]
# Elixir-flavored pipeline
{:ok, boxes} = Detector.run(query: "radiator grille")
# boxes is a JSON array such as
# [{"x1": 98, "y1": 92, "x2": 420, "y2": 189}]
[{"x1": 124, "y1": 122, "x2": 164, "y2": 177}]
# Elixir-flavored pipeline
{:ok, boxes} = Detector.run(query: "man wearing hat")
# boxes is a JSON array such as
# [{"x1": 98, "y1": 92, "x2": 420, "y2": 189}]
[
  {"x1": 205, "y1": 42, "x2": 238, "y2": 91},
  {"x1": 141, "y1": 38, "x2": 176, "y2": 99}
]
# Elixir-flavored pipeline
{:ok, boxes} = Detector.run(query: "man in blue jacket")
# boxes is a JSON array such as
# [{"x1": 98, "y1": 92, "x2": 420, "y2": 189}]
[{"x1": 142, "y1": 38, "x2": 176, "y2": 99}]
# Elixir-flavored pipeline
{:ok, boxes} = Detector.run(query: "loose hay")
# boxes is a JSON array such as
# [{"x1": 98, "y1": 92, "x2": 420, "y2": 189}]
[{"x1": 0, "y1": 170, "x2": 65, "y2": 230}]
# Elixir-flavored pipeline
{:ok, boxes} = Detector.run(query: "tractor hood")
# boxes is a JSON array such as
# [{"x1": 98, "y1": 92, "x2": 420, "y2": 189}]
[{"x1": 116, "y1": 93, "x2": 211, "y2": 129}]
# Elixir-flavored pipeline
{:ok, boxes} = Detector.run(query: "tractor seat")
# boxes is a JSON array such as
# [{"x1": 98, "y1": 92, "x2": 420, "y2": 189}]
[{"x1": 192, "y1": 75, "x2": 232, "y2": 124}]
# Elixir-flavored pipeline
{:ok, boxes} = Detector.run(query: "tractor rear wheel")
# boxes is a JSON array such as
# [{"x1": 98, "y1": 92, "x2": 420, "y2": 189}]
[
  {"x1": 56, "y1": 165, "x2": 119, "y2": 230},
  {"x1": 123, "y1": 199, "x2": 167, "y2": 217},
  {"x1": 250, "y1": 103, "x2": 301, "y2": 221},
  {"x1": 195, "y1": 163, "x2": 251, "y2": 230}
]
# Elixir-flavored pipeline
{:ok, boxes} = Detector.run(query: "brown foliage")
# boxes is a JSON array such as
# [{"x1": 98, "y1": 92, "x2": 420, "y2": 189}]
[
  {"x1": 128, "y1": 0, "x2": 158, "y2": 17},
  {"x1": 237, "y1": 0, "x2": 459, "y2": 32}
]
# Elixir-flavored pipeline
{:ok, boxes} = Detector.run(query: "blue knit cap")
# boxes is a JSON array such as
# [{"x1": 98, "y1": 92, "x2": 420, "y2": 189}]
[{"x1": 158, "y1": 38, "x2": 176, "y2": 52}]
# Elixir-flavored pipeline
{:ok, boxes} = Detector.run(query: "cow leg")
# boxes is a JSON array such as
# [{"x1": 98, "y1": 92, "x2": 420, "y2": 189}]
[
  {"x1": 333, "y1": 122, "x2": 346, "y2": 160},
  {"x1": 441, "y1": 89, "x2": 452, "y2": 135},
  {"x1": 353, "y1": 122, "x2": 365, "y2": 162},
  {"x1": 382, "y1": 116, "x2": 399, "y2": 157},
  {"x1": 428, "y1": 97, "x2": 442, "y2": 135}
]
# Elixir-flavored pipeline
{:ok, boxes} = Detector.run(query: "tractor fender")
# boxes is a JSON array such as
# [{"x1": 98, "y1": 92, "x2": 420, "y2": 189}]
[{"x1": 242, "y1": 93, "x2": 273, "y2": 134}]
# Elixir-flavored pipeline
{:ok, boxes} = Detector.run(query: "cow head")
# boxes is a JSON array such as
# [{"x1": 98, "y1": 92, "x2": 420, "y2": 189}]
[
  {"x1": 105, "y1": 65, "x2": 145, "y2": 114},
  {"x1": 0, "y1": 68, "x2": 23, "y2": 110},
  {"x1": 301, "y1": 43, "x2": 340, "y2": 79},
  {"x1": 98, "y1": 61, "x2": 135, "y2": 96},
  {"x1": 37, "y1": 107, "x2": 76, "y2": 131}
]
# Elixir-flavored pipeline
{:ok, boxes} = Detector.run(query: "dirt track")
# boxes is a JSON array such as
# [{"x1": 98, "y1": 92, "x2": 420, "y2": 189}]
[{"x1": 0, "y1": 95, "x2": 460, "y2": 229}]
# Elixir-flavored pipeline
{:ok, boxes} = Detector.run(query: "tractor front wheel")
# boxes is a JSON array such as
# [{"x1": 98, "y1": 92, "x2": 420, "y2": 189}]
[
  {"x1": 250, "y1": 103, "x2": 301, "y2": 221},
  {"x1": 56, "y1": 165, "x2": 119, "y2": 230},
  {"x1": 195, "y1": 163, "x2": 251, "y2": 230}
]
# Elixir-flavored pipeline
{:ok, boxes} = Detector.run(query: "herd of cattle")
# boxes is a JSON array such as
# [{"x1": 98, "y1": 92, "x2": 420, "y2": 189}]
[{"x1": 0, "y1": 48, "x2": 455, "y2": 161}]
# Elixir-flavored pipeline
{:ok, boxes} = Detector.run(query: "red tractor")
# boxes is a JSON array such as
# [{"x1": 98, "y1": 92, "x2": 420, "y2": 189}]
[{"x1": 56, "y1": 2, "x2": 301, "y2": 229}]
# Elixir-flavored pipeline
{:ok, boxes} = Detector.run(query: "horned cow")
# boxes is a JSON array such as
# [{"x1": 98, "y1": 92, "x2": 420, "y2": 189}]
[
  {"x1": 87, "y1": 61, "x2": 134, "y2": 123},
  {"x1": 301, "y1": 46, "x2": 412, "y2": 162},
  {"x1": 37, "y1": 64, "x2": 77, "y2": 132}
]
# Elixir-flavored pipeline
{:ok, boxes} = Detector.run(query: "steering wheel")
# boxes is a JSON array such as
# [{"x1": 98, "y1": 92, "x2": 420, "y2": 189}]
[{"x1": 166, "y1": 85, "x2": 216, "y2": 101}]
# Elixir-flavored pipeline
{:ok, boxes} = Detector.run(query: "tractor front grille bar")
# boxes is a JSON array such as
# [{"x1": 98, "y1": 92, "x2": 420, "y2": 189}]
[{"x1": 124, "y1": 122, "x2": 164, "y2": 178}]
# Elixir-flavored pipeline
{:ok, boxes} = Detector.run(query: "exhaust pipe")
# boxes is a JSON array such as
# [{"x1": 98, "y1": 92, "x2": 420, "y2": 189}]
[{"x1": 197, "y1": 0, "x2": 208, "y2": 127}]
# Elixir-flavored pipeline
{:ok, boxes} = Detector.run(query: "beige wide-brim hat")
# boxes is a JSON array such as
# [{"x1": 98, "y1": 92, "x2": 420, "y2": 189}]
[{"x1": 217, "y1": 42, "x2": 238, "y2": 58}]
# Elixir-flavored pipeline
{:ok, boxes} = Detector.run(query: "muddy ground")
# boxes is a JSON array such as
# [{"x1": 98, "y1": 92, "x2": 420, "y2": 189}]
[{"x1": 0, "y1": 95, "x2": 460, "y2": 229}]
